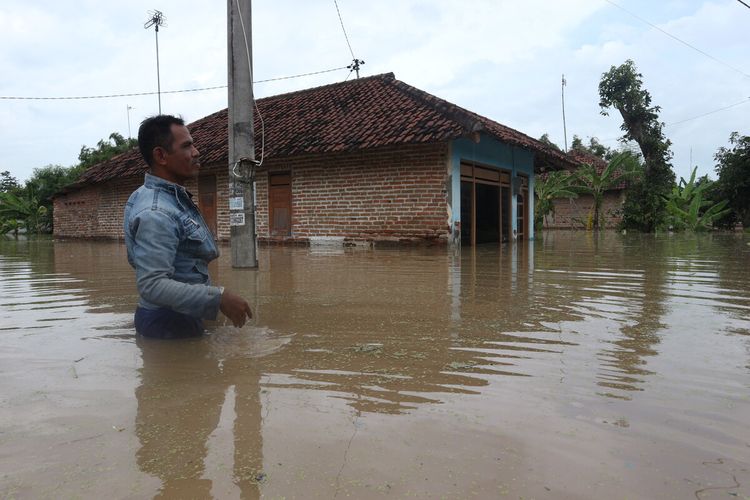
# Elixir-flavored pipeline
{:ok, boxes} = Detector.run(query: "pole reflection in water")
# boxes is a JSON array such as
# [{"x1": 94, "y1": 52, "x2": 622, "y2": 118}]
[{"x1": 135, "y1": 337, "x2": 263, "y2": 499}]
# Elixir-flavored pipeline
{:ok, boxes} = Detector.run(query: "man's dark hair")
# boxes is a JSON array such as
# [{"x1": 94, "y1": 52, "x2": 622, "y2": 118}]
[{"x1": 138, "y1": 115, "x2": 185, "y2": 167}]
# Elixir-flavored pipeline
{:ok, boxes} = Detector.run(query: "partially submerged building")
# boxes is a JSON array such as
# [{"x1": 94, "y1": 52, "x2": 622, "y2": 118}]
[
  {"x1": 54, "y1": 73, "x2": 574, "y2": 246},
  {"x1": 544, "y1": 149, "x2": 627, "y2": 229}
]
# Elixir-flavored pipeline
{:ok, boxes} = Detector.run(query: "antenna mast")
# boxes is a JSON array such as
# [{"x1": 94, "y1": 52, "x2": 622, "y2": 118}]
[
  {"x1": 144, "y1": 10, "x2": 166, "y2": 114},
  {"x1": 561, "y1": 74, "x2": 568, "y2": 152}
]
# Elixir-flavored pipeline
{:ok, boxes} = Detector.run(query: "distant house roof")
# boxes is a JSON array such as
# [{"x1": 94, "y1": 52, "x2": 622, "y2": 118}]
[
  {"x1": 566, "y1": 149, "x2": 627, "y2": 190},
  {"x1": 65, "y1": 73, "x2": 575, "y2": 192}
]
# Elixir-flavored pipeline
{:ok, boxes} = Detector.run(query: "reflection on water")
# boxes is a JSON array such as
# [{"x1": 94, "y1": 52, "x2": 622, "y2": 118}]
[
  {"x1": 135, "y1": 336, "x2": 264, "y2": 499},
  {"x1": 1, "y1": 232, "x2": 749, "y2": 498}
]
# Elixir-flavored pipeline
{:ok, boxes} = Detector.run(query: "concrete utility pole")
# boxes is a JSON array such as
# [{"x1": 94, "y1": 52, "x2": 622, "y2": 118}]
[{"x1": 228, "y1": 0, "x2": 258, "y2": 268}]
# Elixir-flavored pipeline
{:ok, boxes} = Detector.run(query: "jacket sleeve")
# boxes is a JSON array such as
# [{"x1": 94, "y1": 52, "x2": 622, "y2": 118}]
[{"x1": 130, "y1": 209, "x2": 222, "y2": 320}]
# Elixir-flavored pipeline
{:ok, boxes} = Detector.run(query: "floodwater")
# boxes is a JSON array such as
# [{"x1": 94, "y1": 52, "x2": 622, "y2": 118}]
[{"x1": 1, "y1": 233, "x2": 749, "y2": 499}]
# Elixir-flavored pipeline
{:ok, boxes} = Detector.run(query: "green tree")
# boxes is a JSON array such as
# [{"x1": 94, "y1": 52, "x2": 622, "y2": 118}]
[
  {"x1": 25, "y1": 164, "x2": 79, "y2": 205},
  {"x1": 75, "y1": 132, "x2": 137, "y2": 176},
  {"x1": 664, "y1": 167, "x2": 730, "y2": 231},
  {"x1": 599, "y1": 60, "x2": 675, "y2": 231},
  {"x1": 570, "y1": 135, "x2": 614, "y2": 160},
  {"x1": 573, "y1": 152, "x2": 641, "y2": 231},
  {"x1": 0, "y1": 132, "x2": 135, "y2": 235},
  {"x1": 1, "y1": 171, "x2": 20, "y2": 193},
  {"x1": 538, "y1": 133, "x2": 562, "y2": 151},
  {"x1": 713, "y1": 132, "x2": 750, "y2": 227},
  {"x1": 534, "y1": 170, "x2": 578, "y2": 229}
]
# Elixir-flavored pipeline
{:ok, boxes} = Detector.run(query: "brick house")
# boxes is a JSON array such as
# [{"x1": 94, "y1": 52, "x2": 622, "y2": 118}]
[
  {"x1": 54, "y1": 73, "x2": 574, "y2": 246},
  {"x1": 544, "y1": 149, "x2": 627, "y2": 229}
]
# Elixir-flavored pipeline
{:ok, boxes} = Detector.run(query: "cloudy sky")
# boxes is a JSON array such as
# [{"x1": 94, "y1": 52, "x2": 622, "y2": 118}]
[{"x1": 1, "y1": 0, "x2": 747, "y2": 183}]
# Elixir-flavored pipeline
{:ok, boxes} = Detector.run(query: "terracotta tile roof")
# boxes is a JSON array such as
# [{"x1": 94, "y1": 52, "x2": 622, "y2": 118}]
[
  {"x1": 68, "y1": 73, "x2": 576, "y2": 191},
  {"x1": 566, "y1": 149, "x2": 628, "y2": 190}
]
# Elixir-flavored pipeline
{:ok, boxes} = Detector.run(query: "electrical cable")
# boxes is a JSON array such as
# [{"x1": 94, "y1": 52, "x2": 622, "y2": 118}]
[
  {"x1": 603, "y1": 0, "x2": 750, "y2": 79},
  {"x1": 598, "y1": 97, "x2": 750, "y2": 142},
  {"x1": 333, "y1": 0, "x2": 356, "y2": 60},
  {"x1": 737, "y1": 0, "x2": 750, "y2": 9},
  {"x1": 665, "y1": 97, "x2": 750, "y2": 127},
  {"x1": 0, "y1": 67, "x2": 348, "y2": 101},
  {"x1": 235, "y1": 0, "x2": 264, "y2": 169}
]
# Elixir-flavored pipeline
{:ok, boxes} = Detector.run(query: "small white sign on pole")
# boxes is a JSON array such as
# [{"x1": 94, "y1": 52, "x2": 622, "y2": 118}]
[
  {"x1": 229, "y1": 213, "x2": 246, "y2": 226},
  {"x1": 229, "y1": 197, "x2": 244, "y2": 210}
]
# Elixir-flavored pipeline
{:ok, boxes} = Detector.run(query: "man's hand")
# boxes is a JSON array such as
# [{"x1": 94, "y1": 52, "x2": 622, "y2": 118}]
[{"x1": 219, "y1": 289, "x2": 252, "y2": 328}]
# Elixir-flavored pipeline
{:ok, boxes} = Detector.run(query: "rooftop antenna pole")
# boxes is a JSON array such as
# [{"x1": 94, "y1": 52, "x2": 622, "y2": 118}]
[
  {"x1": 228, "y1": 0, "x2": 258, "y2": 268},
  {"x1": 126, "y1": 105, "x2": 134, "y2": 139},
  {"x1": 561, "y1": 74, "x2": 568, "y2": 152},
  {"x1": 348, "y1": 58, "x2": 365, "y2": 79},
  {"x1": 144, "y1": 10, "x2": 166, "y2": 114}
]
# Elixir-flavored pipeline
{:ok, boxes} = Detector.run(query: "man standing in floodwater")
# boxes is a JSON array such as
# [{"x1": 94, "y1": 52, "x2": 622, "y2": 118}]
[{"x1": 124, "y1": 114, "x2": 252, "y2": 338}]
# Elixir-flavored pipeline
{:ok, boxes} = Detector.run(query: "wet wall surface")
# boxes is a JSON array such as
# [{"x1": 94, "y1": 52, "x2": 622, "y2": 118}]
[{"x1": 1, "y1": 232, "x2": 749, "y2": 499}]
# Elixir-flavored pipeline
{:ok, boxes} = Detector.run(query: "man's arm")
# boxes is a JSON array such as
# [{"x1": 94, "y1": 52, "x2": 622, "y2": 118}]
[{"x1": 131, "y1": 210, "x2": 223, "y2": 319}]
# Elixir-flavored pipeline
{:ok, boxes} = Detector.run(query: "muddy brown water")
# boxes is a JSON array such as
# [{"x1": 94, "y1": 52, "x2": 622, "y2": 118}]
[{"x1": 1, "y1": 232, "x2": 749, "y2": 499}]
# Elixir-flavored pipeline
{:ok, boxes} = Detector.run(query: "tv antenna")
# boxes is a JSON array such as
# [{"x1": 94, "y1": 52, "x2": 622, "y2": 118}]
[
  {"x1": 144, "y1": 10, "x2": 167, "y2": 114},
  {"x1": 561, "y1": 74, "x2": 568, "y2": 152},
  {"x1": 127, "y1": 105, "x2": 134, "y2": 139}
]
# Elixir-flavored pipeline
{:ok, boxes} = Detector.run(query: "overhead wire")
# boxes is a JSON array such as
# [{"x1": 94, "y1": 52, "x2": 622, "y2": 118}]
[
  {"x1": 0, "y1": 66, "x2": 349, "y2": 101},
  {"x1": 235, "y1": 0, "x2": 264, "y2": 167},
  {"x1": 333, "y1": 0, "x2": 356, "y2": 60},
  {"x1": 665, "y1": 97, "x2": 750, "y2": 127},
  {"x1": 333, "y1": 0, "x2": 362, "y2": 81},
  {"x1": 603, "y1": 0, "x2": 750, "y2": 79}
]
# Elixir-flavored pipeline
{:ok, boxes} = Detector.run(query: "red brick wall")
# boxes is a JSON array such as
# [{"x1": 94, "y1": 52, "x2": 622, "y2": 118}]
[
  {"x1": 546, "y1": 190, "x2": 625, "y2": 229},
  {"x1": 253, "y1": 143, "x2": 450, "y2": 244},
  {"x1": 53, "y1": 143, "x2": 451, "y2": 244},
  {"x1": 53, "y1": 170, "x2": 231, "y2": 239},
  {"x1": 54, "y1": 177, "x2": 142, "y2": 239}
]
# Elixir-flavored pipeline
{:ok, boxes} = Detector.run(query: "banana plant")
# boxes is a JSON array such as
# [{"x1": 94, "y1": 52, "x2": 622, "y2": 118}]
[
  {"x1": 534, "y1": 170, "x2": 578, "y2": 229},
  {"x1": 573, "y1": 152, "x2": 641, "y2": 231},
  {"x1": 0, "y1": 191, "x2": 49, "y2": 234},
  {"x1": 664, "y1": 167, "x2": 730, "y2": 231}
]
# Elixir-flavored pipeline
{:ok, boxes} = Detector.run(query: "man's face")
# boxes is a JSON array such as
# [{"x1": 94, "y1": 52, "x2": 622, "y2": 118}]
[{"x1": 153, "y1": 124, "x2": 200, "y2": 184}]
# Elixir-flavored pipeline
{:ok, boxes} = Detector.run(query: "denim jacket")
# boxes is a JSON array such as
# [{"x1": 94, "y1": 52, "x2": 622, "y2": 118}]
[{"x1": 124, "y1": 173, "x2": 222, "y2": 319}]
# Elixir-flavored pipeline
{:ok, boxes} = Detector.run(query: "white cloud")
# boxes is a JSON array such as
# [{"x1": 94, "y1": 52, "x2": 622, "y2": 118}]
[{"x1": 0, "y1": 0, "x2": 746, "y2": 183}]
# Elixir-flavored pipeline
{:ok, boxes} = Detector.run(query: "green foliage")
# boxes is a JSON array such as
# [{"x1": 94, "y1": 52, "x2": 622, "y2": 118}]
[
  {"x1": 538, "y1": 133, "x2": 562, "y2": 151},
  {"x1": 0, "y1": 132, "x2": 137, "y2": 234},
  {"x1": 572, "y1": 152, "x2": 641, "y2": 230},
  {"x1": 534, "y1": 170, "x2": 577, "y2": 229},
  {"x1": 664, "y1": 167, "x2": 730, "y2": 231},
  {"x1": 25, "y1": 164, "x2": 80, "y2": 205},
  {"x1": 0, "y1": 190, "x2": 49, "y2": 234},
  {"x1": 76, "y1": 132, "x2": 137, "y2": 174},
  {"x1": 0, "y1": 217, "x2": 24, "y2": 237},
  {"x1": 1, "y1": 171, "x2": 20, "y2": 193},
  {"x1": 599, "y1": 60, "x2": 675, "y2": 231},
  {"x1": 713, "y1": 132, "x2": 750, "y2": 227},
  {"x1": 570, "y1": 135, "x2": 615, "y2": 160}
]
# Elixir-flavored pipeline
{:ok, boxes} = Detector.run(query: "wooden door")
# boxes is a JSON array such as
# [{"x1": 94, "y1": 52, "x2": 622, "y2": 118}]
[
  {"x1": 198, "y1": 175, "x2": 218, "y2": 238},
  {"x1": 269, "y1": 173, "x2": 291, "y2": 236}
]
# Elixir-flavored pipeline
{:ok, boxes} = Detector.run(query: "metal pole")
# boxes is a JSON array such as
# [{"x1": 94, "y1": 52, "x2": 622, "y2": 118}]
[
  {"x1": 561, "y1": 74, "x2": 568, "y2": 152},
  {"x1": 228, "y1": 0, "x2": 258, "y2": 268},
  {"x1": 127, "y1": 105, "x2": 132, "y2": 139},
  {"x1": 155, "y1": 25, "x2": 162, "y2": 114}
]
